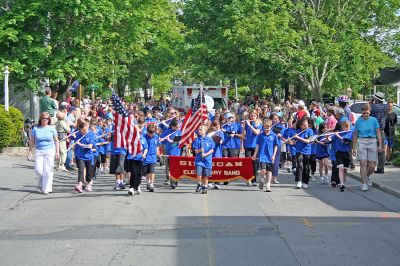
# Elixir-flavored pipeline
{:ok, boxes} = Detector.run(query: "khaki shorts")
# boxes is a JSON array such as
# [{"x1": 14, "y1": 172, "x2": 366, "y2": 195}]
[{"x1": 356, "y1": 138, "x2": 378, "y2": 162}]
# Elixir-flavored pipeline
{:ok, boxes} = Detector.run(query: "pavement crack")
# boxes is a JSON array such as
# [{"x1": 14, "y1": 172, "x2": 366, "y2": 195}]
[{"x1": 257, "y1": 202, "x2": 301, "y2": 266}]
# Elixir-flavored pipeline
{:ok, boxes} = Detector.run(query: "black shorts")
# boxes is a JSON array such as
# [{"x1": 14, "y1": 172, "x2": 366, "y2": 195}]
[
  {"x1": 143, "y1": 163, "x2": 156, "y2": 175},
  {"x1": 316, "y1": 155, "x2": 329, "y2": 160},
  {"x1": 335, "y1": 151, "x2": 351, "y2": 168},
  {"x1": 109, "y1": 154, "x2": 126, "y2": 174},
  {"x1": 100, "y1": 153, "x2": 107, "y2": 164},
  {"x1": 260, "y1": 162, "x2": 274, "y2": 172}
]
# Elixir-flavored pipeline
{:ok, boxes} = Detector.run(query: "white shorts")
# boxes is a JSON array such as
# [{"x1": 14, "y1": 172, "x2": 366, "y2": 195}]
[{"x1": 356, "y1": 138, "x2": 378, "y2": 162}]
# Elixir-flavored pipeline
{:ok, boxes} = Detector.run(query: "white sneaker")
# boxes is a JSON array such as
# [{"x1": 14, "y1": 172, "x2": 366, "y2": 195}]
[
  {"x1": 136, "y1": 186, "x2": 143, "y2": 195},
  {"x1": 164, "y1": 179, "x2": 170, "y2": 185},
  {"x1": 367, "y1": 176, "x2": 372, "y2": 187},
  {"x1": 265, "y1": 183, "x2": 272, "y2": 192},
  {"x1": 302, "y1": 183, "x2": 309, "y2": 189},
  {"x1": 296, "y1": 181, "x2": 302, "y2": 189},
  {"x1": 208, "y1": 183, "x2": 214, "y2": 188},
  {"x1": 213, "y1": 183, "x2": 221, "y2": 189},
  {"x1": 362, "y1": 183, "x2": 369, "y2": 191},
  {"x1": 128, "y1": 188, "x2": 134, "y2": 196}
]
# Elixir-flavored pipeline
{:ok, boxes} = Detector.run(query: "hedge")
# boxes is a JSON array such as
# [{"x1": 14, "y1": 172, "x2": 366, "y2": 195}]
[
  {"x1": 0, "y1": 108, "x2": 14, "y2": 150},
  {"x1": 0, "y1": 105, "x2": 24, "y2": 149}
]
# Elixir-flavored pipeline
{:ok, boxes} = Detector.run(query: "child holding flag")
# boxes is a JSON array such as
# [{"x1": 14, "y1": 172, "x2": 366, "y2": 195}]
[{"x1": 192, "y1": 125, "x2": 215, "y2": 194}]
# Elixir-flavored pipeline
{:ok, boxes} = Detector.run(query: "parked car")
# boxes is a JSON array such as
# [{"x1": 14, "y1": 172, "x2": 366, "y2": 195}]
[{"x1": 350, "y1": 101, "x2": 400, "y2": 124}]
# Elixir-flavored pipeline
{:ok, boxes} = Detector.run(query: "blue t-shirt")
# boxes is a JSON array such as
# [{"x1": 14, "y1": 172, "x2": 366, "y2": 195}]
[
  {"x1": 354, "y1": 117, "x2": 380, "y2": 138},
  {"x1": 295, "y1": 128, "x2": 314, "y2": 155},
  {"x1": 256, "y1": 132, "x2": 278, "y2": 163},
  {"x1": 161, "y1": 128, "x2": 182, "y2": 156},
  {"x1": 283, "y1": 127, "x2": 297, "y2": 156},
  {"x1": 331, "y1": 132, "x2": 353, "y2": 153},
  {"x1": 143, "y1": 133, "x2": 160, "y2": 165},
  {"x1": 73, "y1": 130, "x2": 96, "y2": 161},
  {"x1": 211, "y1": 131, "x2": 224, "y2": 158},
  {"x1": 222, "y1": 122, "x2": 243, "y2": 149},
  {"x1": 192, "y1": 136, "x2": 215, "y2": 169},
  {"x1": 244, "y1": 122, "x2": 262, "y2": 148},
  {"x1": 316, "y1": 136, "x2": 329, "y2": 158},
  {"x1": 32, "y1": 126, "x2": 57, "y2": 151},
  {"x1": 310, "y1": 129, "x2": 318, "y2": 155},
  {"x1": 127, "y1": 136, "x2": 148, "y2": 161},
  {"x1": 339, "y1": 115, "x2": 354, "y2": 131},
  {"x1": 271, "y1": 123, "x2": 286, "y2": 147}
]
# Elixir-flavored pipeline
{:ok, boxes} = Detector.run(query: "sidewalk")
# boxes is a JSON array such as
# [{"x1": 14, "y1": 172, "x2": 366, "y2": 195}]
[{"x1": 347, "y1": 162, "x2": 400, "y2": 198}]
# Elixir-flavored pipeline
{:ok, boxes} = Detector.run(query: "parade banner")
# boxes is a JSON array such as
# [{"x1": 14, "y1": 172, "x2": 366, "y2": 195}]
[{"x1": 169, "y1": 156, "x2": 255, "y2": 182}]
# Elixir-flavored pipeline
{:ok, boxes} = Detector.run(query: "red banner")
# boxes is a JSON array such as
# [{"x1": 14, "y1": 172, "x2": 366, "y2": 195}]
[{"x1": 168, "y1": 156, "x2": 255, "y2": 182}]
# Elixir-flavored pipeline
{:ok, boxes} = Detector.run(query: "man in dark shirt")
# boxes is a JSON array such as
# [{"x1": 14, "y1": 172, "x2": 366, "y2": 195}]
[
  {"x1": 384, "y1": 101, "x2": 397, "y2": 164},
  {"x1": 370, "y1": 92, "x2": 387, "y2": 173}
]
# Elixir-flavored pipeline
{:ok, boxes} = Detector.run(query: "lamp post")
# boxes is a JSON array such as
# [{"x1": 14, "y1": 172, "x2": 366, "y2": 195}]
[{"x1": 3, "y1": 66, "x2": 10, "y2": 112}]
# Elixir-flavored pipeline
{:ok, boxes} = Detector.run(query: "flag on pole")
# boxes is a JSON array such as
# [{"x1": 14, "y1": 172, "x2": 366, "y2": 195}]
[
  {"x1": 111, "y1": 90, "x2": 141, "y2": 155},
  {"x1": 179, "y1": 89, "x2": 208, "y2": 148}
]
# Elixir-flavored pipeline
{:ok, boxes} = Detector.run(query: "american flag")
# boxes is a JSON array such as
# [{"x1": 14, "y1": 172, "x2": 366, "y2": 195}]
[
  {"x1": 111, "y1": 90, "x2": 141, "y2": 155},
  {"x1": 179, "y1": 90, "x2": 208, "y2": 148}
]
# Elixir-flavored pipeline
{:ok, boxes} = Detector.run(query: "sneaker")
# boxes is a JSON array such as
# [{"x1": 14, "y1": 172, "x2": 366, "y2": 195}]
[
  {"x1": 302, "y1": 183, "x2": 309, "y2": 189},
  {"x1": 320, "y1": 176, "x2": 326, "y2": 184},
  {"x1": 339, "y1": 184, "x2": 345, "y2": 192},
  {"x1": 362, "y1": 183, "x2": 369, "y2": 191},
  {"x1": 287, "y1": 167, "x2": 291, "y2": 173},
  {"x1": 367, "y1": 176, "x2": 372, "y2": 187},
  {"x1": 171, "y1": 182, "x2": 177, "y2": 189},
  {"x1": 128, "y1": 188, "x2": 134, "y2": 196},
  {"x1": 273, "y1": 179, "x2": 280, "y2": 184},
  {"x1": 86, "y1": 184, "x2": 92, "y2": 192},
  {"x1": 310, "y1": 175, "x2": 316, "y2": 181},
  {"x1": 246, "y1": 181, "x2": 251, "y2": 186},
  {"x1": 164, "y1": 179, "x2": 170, "y2": 185},
  {"x1": 330, "y1": 182, "x2": 337, "y2": 188},
  {"x1": 208, "y1": 183, "x2": 214, "y2": 188},
  {"x1": 296, "y1": 181, "x2": 302, "y2": 189},
  {"x1": 195, "y1": 184, "x2": 202, "y2": 193},
  {"x1": 114, "y1": 182, "x2": 120, "y2": 190},
  {"x1": 259, "y1": 180, "x2": 264, "y2": 190},
  {"x1": 201, "y1": 187, "x2": 208, "y2": 194},
  {"x1": 265, "y1": 183, "x2": 272, "y2": 192},
  {"x1": 146, "y1": 184, "x2": 151, "y2": 191},
  {"x1": 252, "y1": 182, "x2": 258, "y2": 187},
  {"x1": 136, "y1": 186, "x2": 143, "y2": 195},
  {"x1": 213, "y1": 183, "x2": 221, "y2": 189},
  {"x1": 119, "y1": 183, "x2": 126, "y2": 190},
  {"x1": 149, "y1": 185, "x2": 154, "y2": 192},
  {"x1": 292, "y1": 168, "x2": 296, "y2": 174},
  {"x1": 74, "y1": 184, "x2": 83, "y2": 193}
]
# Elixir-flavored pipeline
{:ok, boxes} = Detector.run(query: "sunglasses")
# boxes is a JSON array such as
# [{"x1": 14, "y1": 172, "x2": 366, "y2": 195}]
[{"x1": 41, "y1": 117, "x2": 50, "y2": 120}]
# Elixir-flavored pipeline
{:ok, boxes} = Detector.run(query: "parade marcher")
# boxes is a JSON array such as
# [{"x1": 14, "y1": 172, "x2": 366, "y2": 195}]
[
  {"x1": 353, "y1": 105, "x2": 383, "y2": 191},
  {"x1": 28, "y1": 112, "x2": 60, "y2": 195},
  {"x1": 143, "y1": 124, "x2": 160, "y2": 192},
  {"x1": 72, "y1": 121, "x2": 96, "y2": 193},
  {"x1": 160, "y1": 119, "x2": 182, "y2": 189},
  {"x1": 308, "y1": 118, "x2": 318, "y2": 180},
  {"x1": 192, "y1": 125, "x2": 215, "y2": 194},
  {"x1": 89, "y1": 122, "x2": 100, "y2": 180},
  {"x1": 370, "y1": 92, "x2": 387, "y2": 174},
  {"x1": 109, "y1": 135, "x2": 127, "y2": 190},
  {"x1": 243, "y1": 111, "x2": 262, "y2": 186},
  {"x1": 127, "y1": 131, "x2": 148, "y2": 196},
  {"x1": 55, "y1": 110, "x2": 70, "y2": 172},
  {"x1": 270, "y1": 113, "x2": 285, "y2": 184},
  {"x1": 293, "y1": 117, "x2": 314, "y2": 189},
  {"x1": 208, "y1": 120, "x2": 225, "y2": 189},
  {"x1": 315, "y1": 124, "x2": 329, "y2": 184},
  {"x1": 327, "y1": 121, "x2": 353, "y2": 191},
  {"x1": 384, "y1": 101, "x2": 397, "y2": 164},
  {"x1": 253, "y1": 119, "x2": 278, "y2": 192},
  {"x1": 282, "y1": 118, "x2": 297, "y2": 174}
]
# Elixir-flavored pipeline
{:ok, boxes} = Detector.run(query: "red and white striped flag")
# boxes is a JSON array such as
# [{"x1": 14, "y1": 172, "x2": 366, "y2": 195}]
[
  {"x1": 179, "y1": 89, "x2": 208, "y2": 148},
  {"x1": 111, "y1": 90, "x2": 141, "y2": 155}
]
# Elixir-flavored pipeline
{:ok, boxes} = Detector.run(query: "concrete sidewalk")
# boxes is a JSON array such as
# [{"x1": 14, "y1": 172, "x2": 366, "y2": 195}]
[{"x1": 347, "y1": 162, "x2": 400, "y2": 198}]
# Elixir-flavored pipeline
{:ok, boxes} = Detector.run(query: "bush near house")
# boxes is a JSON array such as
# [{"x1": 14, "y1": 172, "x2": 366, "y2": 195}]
[{"x1": 0, "y1": 107, "x2": 14, "y2": 150}]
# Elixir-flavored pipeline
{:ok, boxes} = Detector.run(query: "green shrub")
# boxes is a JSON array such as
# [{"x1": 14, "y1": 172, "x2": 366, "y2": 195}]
[
  {"x1": 392, "y1": 156, "x2": 400, "y2": 167},
  {"x1": 0, "y1": 108, "x2": 14, "y2": 150},
  {"x1": 0, "y1": 105, "x2": 24, "y2": 146}
]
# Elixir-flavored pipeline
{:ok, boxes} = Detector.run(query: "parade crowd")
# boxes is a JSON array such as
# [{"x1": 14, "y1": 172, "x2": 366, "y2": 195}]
[{"x1": 28, "y1": 86, "x2": 397, "y2": 196}]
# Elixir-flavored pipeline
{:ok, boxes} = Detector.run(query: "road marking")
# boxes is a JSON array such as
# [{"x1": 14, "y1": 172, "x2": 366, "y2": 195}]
[
  {"x1": 380, "y1": 212, "x2": 400, "y2": 219},
  {"x1": 302, "y1": 218, "x2": 314, "y2": 228},
  {"x1": 203, "y1": 196, "x2": 214, "y2": 266}
]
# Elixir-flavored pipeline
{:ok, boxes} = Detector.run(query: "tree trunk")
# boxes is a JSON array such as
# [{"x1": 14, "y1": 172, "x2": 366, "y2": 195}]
[{"x1": 143, "y1": 73, "x2": 152, "y2": 102}]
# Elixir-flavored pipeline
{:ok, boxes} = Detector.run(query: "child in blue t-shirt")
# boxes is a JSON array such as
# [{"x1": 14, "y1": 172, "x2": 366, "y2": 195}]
[
  {"x1": 209, "y1": 121, "x2": 225, "y2": 189},
  {"x1": 253, "y1": 119, "x2": 278, "y2": 192},
  {"x1": 315, "y1": 123, "x2": 329, "y2": 184},
  {"x1": 328, "y1": 121, "x2": 353, "y2": 192},
  {"x1": 192, "y1": 125, "x2": 215, "y2": 194},
  {"x1": 282, "y1": 119, "x2": 297, "y2": 174},
  {"x1": 143, "y1": 124, "x2": 160, "y2": 192}
]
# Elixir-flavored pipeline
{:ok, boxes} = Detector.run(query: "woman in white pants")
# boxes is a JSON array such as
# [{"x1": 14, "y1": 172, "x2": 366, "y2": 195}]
[{"x1": 28, "y1": 112, "x2": 60, "y2": 194}]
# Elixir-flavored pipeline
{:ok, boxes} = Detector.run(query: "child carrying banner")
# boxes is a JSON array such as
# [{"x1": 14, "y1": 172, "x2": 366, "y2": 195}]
[
  {"x1": 192, "y1": 125, "x2": 215, "y2": 194},
  {"x1": 253, "y1": 119, "x2": 279, "y2": 192}
]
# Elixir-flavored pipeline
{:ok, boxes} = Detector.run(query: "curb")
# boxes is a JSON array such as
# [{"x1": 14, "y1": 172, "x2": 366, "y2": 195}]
[
  {"x1": 0, "y1": 147, "x2": 29, "y2": 157},
  {"x1": 347, "y1": 171, "x2": 400, "y2": 198}
]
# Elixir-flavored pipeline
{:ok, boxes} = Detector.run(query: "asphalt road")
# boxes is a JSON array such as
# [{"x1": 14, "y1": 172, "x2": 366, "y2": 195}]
[{"x1": 1, "y1": 155, "x2": 400, "y2": 266}]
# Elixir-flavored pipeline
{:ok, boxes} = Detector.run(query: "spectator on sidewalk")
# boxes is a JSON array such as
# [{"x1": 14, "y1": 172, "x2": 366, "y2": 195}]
[
  {"x1": 353, "y1": 105, "x2": 383, "y2": 191},
  {"x1": 28, "y1": 112, "x2": 60, "y2": 195},
  {"x1": 370, "y1": 92, "x2": 387, "y2": 174},
  {"x1": 384, "y1": 100, "x2": 397, "y2": 164},
  {"x1": 39, "y1": 87, "x2": 57, "y2": 123}
]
